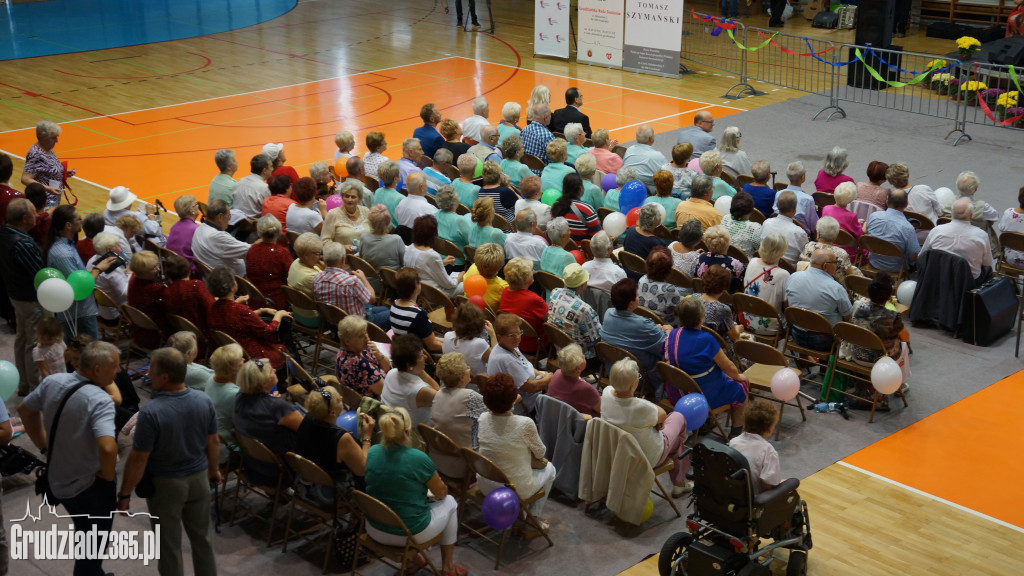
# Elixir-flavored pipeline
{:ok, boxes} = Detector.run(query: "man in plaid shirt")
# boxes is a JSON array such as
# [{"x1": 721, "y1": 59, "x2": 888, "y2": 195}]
[
  {"x1": 520, "y1": 102, "x2": 555, "y2": 175},
  {"x1": 313, "y1": 242, "x2": 391, "y2": 330}
]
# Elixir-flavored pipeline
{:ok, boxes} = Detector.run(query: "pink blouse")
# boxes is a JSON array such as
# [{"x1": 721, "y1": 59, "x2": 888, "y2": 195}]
[
  {"x1": 822, "y1": 204, "x2": 863, "y2": 259},
  {"x1": 814, "y1": 171, "x2": 855, "y2": 194}
]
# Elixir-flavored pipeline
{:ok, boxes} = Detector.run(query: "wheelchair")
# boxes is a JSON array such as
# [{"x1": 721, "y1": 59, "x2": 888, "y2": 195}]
[{"x1": 659, "y1": 438, "x2": 812, "y2": 576}]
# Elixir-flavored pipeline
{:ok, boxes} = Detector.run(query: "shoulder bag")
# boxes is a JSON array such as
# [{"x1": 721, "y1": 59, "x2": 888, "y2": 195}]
[{"x1": 34, "y1": 380, "x2": 91, "y2": 505}]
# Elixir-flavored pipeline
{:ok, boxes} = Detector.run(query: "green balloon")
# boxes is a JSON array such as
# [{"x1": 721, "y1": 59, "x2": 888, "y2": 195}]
[
  {"x1": 541, "y1": 188, "x2": 561, "y2": 206},
  {"x1": 67, "y1": 269, "x2": 96, "y2": 301},
  {"x1": 34, "y1": 268, "x2": 65, "y2": 290},
  {"x1": 474, "y1": 157, "x2": 483, "y2": 178}
]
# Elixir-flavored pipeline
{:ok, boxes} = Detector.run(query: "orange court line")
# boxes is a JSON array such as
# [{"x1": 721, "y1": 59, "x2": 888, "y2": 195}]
[
  {"x1": 843, "y1": 371, "x2": 1024, "y2": 530},
  {"x1": 0, "y1": 57, "x2": 741, "y2": 208}
]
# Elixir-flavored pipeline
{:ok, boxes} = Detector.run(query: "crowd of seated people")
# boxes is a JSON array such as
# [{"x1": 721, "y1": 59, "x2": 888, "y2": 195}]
[{"x1": 8, "y1": 87, "x2": 1021, "y2": 574}]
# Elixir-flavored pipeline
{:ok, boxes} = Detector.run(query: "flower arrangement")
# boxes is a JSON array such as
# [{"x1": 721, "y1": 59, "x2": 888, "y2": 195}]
[
  {"x1": 960, "y1": 80, "x2": 987, "y2": 105},
  {"x1": 981, "y1": 88, "x2": 1006, "y2": 107},
  {"x1": 996, "y1": 91, "x2": 1019, "y2": 117},
  {"x1": 925, "y1": 58, "x2": 947, "y2": 71},
  {"x1": 956, "y1": 36, "x2": 981, "y2": 59},
  {"x1": 947, "y1": 77, "x2": 962, "y2": 98},
  {"x1": 1005, "y1": 107, "x2": 1024, "y2": 128},
  {"x1": 930, "y1": 72, "x2": 951, "y2": 93}
]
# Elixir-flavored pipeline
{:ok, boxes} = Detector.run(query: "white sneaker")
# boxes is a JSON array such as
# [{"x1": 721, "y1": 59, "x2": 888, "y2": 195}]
[{"x1": 671, "y1": 481, "x2": 694, "y2": 498}]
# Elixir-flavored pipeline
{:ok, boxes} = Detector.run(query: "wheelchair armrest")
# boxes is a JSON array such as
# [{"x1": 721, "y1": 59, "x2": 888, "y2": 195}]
[{"x1": 754, "y1": 477, "x2": 800, "y2": 508}]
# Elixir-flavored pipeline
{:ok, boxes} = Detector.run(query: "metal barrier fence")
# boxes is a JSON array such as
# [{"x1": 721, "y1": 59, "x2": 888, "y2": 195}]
[
  {"x1": 954, "y1": 59, "x2": 1024, "y2": 144},
  {"x1": 676, "y1": 14, "x2": 1022, "y2": 145}
]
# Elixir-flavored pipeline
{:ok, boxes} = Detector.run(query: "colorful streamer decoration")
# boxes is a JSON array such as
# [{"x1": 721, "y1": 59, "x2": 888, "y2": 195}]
[
  {"x1": 727, "y1": 29, "x2": 777, "y2": 51},
  {"x1": 852, "y1": 48, "x2": 940, "y2": 88},
  {"x1": 863, "y1": 47, "x2": 958, "y2": 76},
  {"x1": 974, "y1": 62, "x2": 1024, "y2": 125}
]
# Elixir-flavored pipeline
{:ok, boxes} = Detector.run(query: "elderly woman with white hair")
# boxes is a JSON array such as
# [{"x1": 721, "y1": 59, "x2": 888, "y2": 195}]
[
  {"x1": 540, "y1": 217, "x2": 578, "y2": 277},
  {"x1": 22, "y1": 120, "x2": 69, "y2": 208},
  {"x1": 699, "y1": 150, "x2": 737, "y2": 202},
  {"x1": 695, "y1": 224, "x2": 745, "y2": 293},
  {"x1": 373, "y1": 160, "x2": 404, "y2": 228},
  {"x1": 716, "y1": 126, "x2": 751, "y2": 178},
  {"x1": 814, "y1": 146, "x2": 855, "y2": 194},
  {"x1": 564, "y1": 123, "x2": 590, "y2": 165},
  {"x1": 822, "y1": 181, "x2": 864, "y2": 260},
  {"x1": 575, "y1": 152, "x2": 604, "y2": 211},
  {"x1": 582, "y1": 231, "x2": 626, "y2": 293},
  {"x1": 321, "y1": 180, "x2": 368, "y2": 245},
  {"x1": 499, "y1": 134, "x2": 533, "y2": 187},
  {"x1": 513, "y1": 175, "x2": 551, "y2": 231},
  {"x1": 498, "y1": 260, "x2": 551, "y2": 356},
  {"x1": 540, "y1": 139, "x2": 575, "y2": 194},
  {"x1": 800, "y1": 216, "x2": 855, "y2": 284},
  {"x1": 945, "y1": 170, "x2": 998, "y2": 232},
  {"x1": 333, "y1": 131, "x2": 356, "y2": 162},
  {"x1": 525, "y1": 84, "x2": 550, "y2": 123},
  {"x1": 287, "y1": 232, "x2": 326, "y2": 328},
  {"x1": 245, "y1": 214, "x2": 293, "y2": 308},
  {"x1": 624, "y1": 203, "x2": 665, "y2": 264},
  {"x1": 498, "y1": 101, "x2": 523, "y2": 144},
  {"x1": 742, "y1": 232, "x2": 790, "y2": 336},
  {"x1": 309, "y1": 160, "x2": 335, "y2": 197},
  {"x1": 589, "y1": 128, "x2": 622, "y2": 175},
  {"x1": 89, "y1": 232, "x2": 130, "y2": 321},
  {"x1": 603, "y1": 166, "x2": 640, "y2": 212},
  {"x1": 166, "y1": 195, "x2": 200, "y2": 268},
  {"x1": 547, "y1": 343, "x2": 601, "y2": 416}
]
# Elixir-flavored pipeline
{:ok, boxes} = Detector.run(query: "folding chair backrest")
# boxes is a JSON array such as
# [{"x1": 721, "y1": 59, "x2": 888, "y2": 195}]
[
  {"x1": 518, "y1": 316, "x2": 539, "y2": 340},
  {"x1": 834, "y1": 229, "x2": 856, "y2": 249},
  {"x1": 844, "y1": 275, "x2": 871, "y2": 300},
  {"x1": 580, "y1": 239, "x2": 594, "y2": 260},
  {"x1": 363, "y1": 175, "x2": 380, "y2": 190},
  {"x1": 235, "y1": 275, "x2": 269, "y2": 309},
  {"x1": 733, "y1": 340, "x2": 787, "y2": 366},
  {"x1": 720, "y1": 171, "x2": 739, "y2": 191},
  {"x1": 417, "y1": 424, "x2": 464, "y2": 460},
  {"x1": 94, "y1": 287, "x2": 121, "y2": 310},
  {"x1": 281, "y1": 351, "x2": 316, "y2": 386},
  {"x1": 655, "y1": 361, "x2": 704, "y2": 396},
  {"x1": 233, "y1": 431, "x2": 282, "y2": 467},
  {"x1": 280, "y1": 285, "x2": 317, "y2": 312},
  {"x1": 812, "y1": 192, "x2": 835, "y2": 214},
  {"x1": 418, "y1": 282, "x2": 454, "y2": 311},
  {"x1": 377, "y1": 267, "x2": 398, "y2": 293},
  {"x1": 285, "y1": 452, "x2": 335, "y2": 489},
  {"x1": 777, "y1": 258, "x2": 796, "y2": 274},
  {"x1": 543, "y1": 322, "x2": 575, "y2": 350},
  {"x1": 860, "y1": 235, "x2": 904, "y2": 261},
  {"x1": 535, "y1": 270, "x2": 565, "y2": 293},
  {"x1": 597, "y1": 207, "x2": 614, "y2": 222},
  {"x1": 726, "y1": 244, "x2": 749, "y2": 264},
  {"x1": 731, "y1": 294, "x2": 781, "y2": 326},
  {"x1": 339, "y1": 384, "x2": 363, "y2": 411},
  {"x1": 633, "y1": 306, "x2": 663, "y2": 325},
  {"x1": 492, "y1": 213, "x2": 512, "y2": 232},
  {"x1": 999, "y1": 231, "x2": 1024, "y2": 254},
  {"x1": 784, "y1": 307, "x2": 833, "y2": 335},
  {"x1": 667, "y1": 268, "x2": 693, "y2": 289},
  {"x1": 366, "y1": 321, "x2": 391, "y2": 344},
  {"x1": 194, "y1": 259, "x2": 213, "y2": 278},
  {"x1": 122, "y1": 304, "x2": 161, "y2": 333},
  {"x1": 618, "y1": 250, "x2": 647, "y2": 277},
  {"x1": 748, "y1": 209, "x2": 766, "y2": 224},
  {"x1": 832, "y1": 321, "x2": 886, "y2": 354},
  {"x1": 351, "y1": 490, "x2": 413, "y2": 536},
  {"x1": 167, "y1": 313, "x2": 206, "y2": 344},
  {"x1": 736, "y1": 174, "x2": 754, "y2": 189},
  {"x1": 433, "y1": 237, "x2": 464, "y2": 262},
  {"x1": 210, "y1": 330, "x2": 242, "y2": 351},
  {"x1": 460, "y1": 448, "x2": 511, "y2": 486},
  {"x1": 596, "y1": 341, "x2": 640, "y2": 370},
  {"x1": 903, "y1": 210, "x2": 935, "y2": 231},
  {"x1": 653, "y1": 225, "x2": 674, "y2": 242},
  {"x1": 521, "y1": 154, "x2": 545, "y2": 171},
  {"x1": 317, "y1": 301, "x2": 348, "y2": 328}
]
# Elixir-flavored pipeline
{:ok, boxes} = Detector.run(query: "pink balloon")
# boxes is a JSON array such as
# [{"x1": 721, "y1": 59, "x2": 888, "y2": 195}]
[
  {"x1": 770, "y1": 368, "x2": 800, "y2": 402},
  {"x1": 325, "y1": 194, "x2": 343, "y2": 211}
]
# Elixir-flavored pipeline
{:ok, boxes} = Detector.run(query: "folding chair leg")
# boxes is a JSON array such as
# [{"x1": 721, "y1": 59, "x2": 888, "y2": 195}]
[
  {"x1": 266, "y1": 488, "x2": 282, "y2": 547},
  {"x1": 231, "y1": 477, "x2": 242, "y2": 526},
  {"x1": 652, "y1": 476, "x2": 681, "y2": 518},
  {"x1": 321, "y1": 520, "x2": 336, "y2": 573},
  {"x1": 494, "y1": 528, "x2": 509, "y2": 570},
  {"x1": 282, "y1": 498, "x2": 297, "y2": 552}
]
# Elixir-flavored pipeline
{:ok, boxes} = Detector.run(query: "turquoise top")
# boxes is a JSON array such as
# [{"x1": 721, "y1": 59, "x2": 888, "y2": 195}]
[
  {"x1": 541, "y1": 245, "x2": 576, "y2": 277},
  {"x1": 436, "y1": 210, "x2": 472, "y2": 265},
  {"x1": 711, "y1": 177, "x2": 736, "y2": 202},
  {"x1": 454, "y1": 180, "x2": 481, "y2": 208},
  {"x1": 604, "y1": 189, "x2": 621, "y2": 212},
  {"x1": 541, "y1": 163, "x2": 576, "y2": 194},
  {"x1": 468, "y1": 224, "x2": 507, "y2": 249},
  {"x1": 497, "y1": 123, "x2": 521, "y2": 145},
  {"x1": 581, "y1": 180, "x2": 605, "y2": 212},
  {"x1": 567, "y1": 144, "x2": 591, "y2": 165},
  {"x1": 501, "y1": 159, "x2": 534, "y2": 188},
  {"x1": 644, "y1": 196, "x2": 683, "y2": 230},
  {"x1": 374, "y1": 187, "x2": 405, "y2": 228},
  {"x1": 365, "y1": 444, "x2": 437, "y2": 535}
]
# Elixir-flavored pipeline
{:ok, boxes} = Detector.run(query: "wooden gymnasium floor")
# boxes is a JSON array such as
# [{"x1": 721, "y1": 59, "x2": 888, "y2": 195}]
[{"x1": 1, "y1": 1, "x2": 1022, "y2": 574}]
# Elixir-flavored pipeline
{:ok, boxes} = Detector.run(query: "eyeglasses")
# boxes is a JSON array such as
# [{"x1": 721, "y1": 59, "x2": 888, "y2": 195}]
[
  {"x1": 503, "y1": 331, "x2": 523, "y2": 338},
  {"x1": 253, "y1": 359, "x2": 265, "y2": 369}
]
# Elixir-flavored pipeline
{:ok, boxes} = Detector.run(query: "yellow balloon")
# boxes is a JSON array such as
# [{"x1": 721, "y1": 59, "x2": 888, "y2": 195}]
[{"x1": 617, "y1": 497, "x2": 654, "y2": 524}]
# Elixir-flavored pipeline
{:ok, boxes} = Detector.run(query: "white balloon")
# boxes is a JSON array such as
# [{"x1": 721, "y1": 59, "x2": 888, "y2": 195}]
[
  {"x1": 650, "y1": 202, "x2": 666, "y2": 223},
  {"x1": 38, "y1": 278, "x2": 75, "y2": 313},
  {"x1": 896, "y1": 281, "x2": 917, "y2": 306},
  {"x1": 770, "y1": 368, "x2": 800, "y2": 402},
  {"x1": 934, "y1": 187, "x2": 955, "y2": 209},
  {"x1": 714, "y1": 195, "x2": 733, "y2": 216},
  {"x1": 870, "y1": 356, "x2": 903, "y2": 395},
  {"x1": 603, "y1": 212, "x2": 627, "y2": 237}
]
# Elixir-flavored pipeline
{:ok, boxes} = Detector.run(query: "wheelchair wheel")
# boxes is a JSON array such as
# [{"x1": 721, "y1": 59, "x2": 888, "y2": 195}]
[
  {"x1": 786, "y1": 550, "x2": 808, "y2": 576},
  {"x1": 658, "y1": 532, "x2": 693, "y2": 576}
]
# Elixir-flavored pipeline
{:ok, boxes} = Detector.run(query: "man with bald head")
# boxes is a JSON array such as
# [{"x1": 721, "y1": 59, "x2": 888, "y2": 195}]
[
  {"x1": 676, "y1": 111, "x2": 717, "y2": 158},
  {"x1": 521, "y1": 102, "x2": 556, "y2": 171},
  {"x1": 396, "y1": 172, "x2": 437, "y2": 229},
  {"x1": 921, "y1": 197, "x2": 993, "y2": 285},
  {"x1": 622, "y1": 124, "x2": 668, "y2": 192},
  {"x1": 505, "y1": 209, "x2": 548, "y2": 267},
  {"x1": 468, "y1": 125, "x2": 502, "y2": 164},
  {"x1": 865, "y1": 187, "x2": 920, "y2": 274},
  {"x1": 785, "y1": 248, "x2": 853, "y2": 350}
]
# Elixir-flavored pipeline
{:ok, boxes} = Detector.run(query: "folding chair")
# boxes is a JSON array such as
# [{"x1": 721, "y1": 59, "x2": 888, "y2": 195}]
[
  {"x1": 282, "y1": 452, "x2": 356, "y2": 572},
  {"x1": 731, "y1": 293, "x2": 784, "y2": 347},
  {"x1": 597, "y1": 207, "x2": 615, "y2": 222},
  {"x1": 491, "y1": 213, "x2": 512, "y2": 232},
  {"x1": 534, "y1": 270, "x2": 565, "y2": 293},
  {"x1": 280, "y1": 285, "x2": 328, "y2": 365},
  {"x1": 748, "y1": 209, "x2": 766, "y2": 224},
  {"x1": 733, "y1": 340, "x2": 805, "y2": 440},
  {"x1": 781, "y1": 307, "x2": 834, "y2": 388},
  {"x1": 521, "y1": 154, "x2": 545, "y2": 172},
  {"x1": 462, "y1": 245, "x2": 476, "y2": 263},
  {"x1": 823, "y1": 322, "x2": 908, "y2": 423},
  {"x1": 655, "y1": 361, "x2": 730, "y2": 441},
  {"x1": 859, "y1": 234, "x2": 906, "y2": 282},
  {"x1": 94, "y1": 287, "x2": 128, "y2": 342},
  {"x1": 314, "y1": 302, "x2": 348, "y2": 375},
  {"x1": 236, "y1": 275, "x2": 272, "y2": 309},
  {"x1": 653, "y1": 225, "x2": 675, "y2": 242},
  {"x1": 517, "y1": 315, "x2": 545, "y2": 367},
  {"x1": 726, "y1": 244, "x2": 750, "y2": 265},
  {"x1": 777, "y1": 257, "x2": 796, "y2": 274},
  {"x1": 460, "y1": 448, "x2": 554, "y2": 569},
  {"x1": 541, "y1": 321, "x2": 575, "y2": 371},
  {"x1": 366, "y1": 321, "x2": 391, "y2": 345},
  {"x1": 812, "y1": 192, "x2": 835, "y2": 216},
  {"x1": 720, "y1": 171, "x2": 739, "y2": 192},
  {"x1": 121, "y1": 304, "x2": 164, "y2": 369},
  {"x1": 193, "y1": 259, "x2": 213, "y2": 278},
  {"x1": 997, "y1": 231, "x2": 1024, "y2": 279},
  {"x1": 231, "y1": 431, "x2": 289, "y2": 547},
  {"x1": 834, "y1": 229, "x2": 857, "y2": 253},
  {"x1": 167, "y1": 313, "x2": 210, "y2": 363},
  {"x1": 617, "y1": 250, "x2": 647, "y2": 277},
  {"x1": 596, "y1": 341, "x2": 651, "y2": 397},
  {"x1": 433, "y1": 237, "x2": 464, "y2": 263},
  {"x1": 667, "y1": 268, "x2": 693, "y2": 290},
  {"x1": 417, "y1": 424, "x2": 474, "y2": 517},
  {"x1": 350, "y1": 490, "x2": 443, "y2": 576},
  {"x1": 338, "y1": 384, "x2": 364, "y2": 412},
  {"x1": 362, "y1": 175, "x2": 380, "y2": 190},
  {"x1": 736, "y1": 174, "x2": 754, "y2": 189},
  {"x1": 633, "y1": 305, "x2": 664, "y2": 326}
]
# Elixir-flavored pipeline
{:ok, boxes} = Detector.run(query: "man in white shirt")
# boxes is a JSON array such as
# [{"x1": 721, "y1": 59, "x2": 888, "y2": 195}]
[
  {"x1": 621, "y1": 124, "x2": 668, "y2": 192},
  {"x1": 191, "y1": 200, "x2": 250, "y2": 275},
  {"x1": 921, "y1": 197, "x2": 993, "y2": 284},
  {"x1": 232, "y1": 154, "x2": 273, "y2": 219},
  {"x1": 513, "y1": 175, "x2": 551, "y2": 231},
  {"x1": 760, "y1": 191, "x2": 808, "y2": 264},
  {"x1": 581, "y1": 231, "x2": 626, "y2": 293},
  {"x1": 395, "y1": 172, "x2": 438, "y2": 229},
  {"x1": 461, "y1": 96, "x2": 491, "y2": 144},
  {"x1": 397, "y1": 138, "x2": 425, "y2": 183},
  {"x1": 505, "y1": 210, "x2": 547, "y2": 267}
]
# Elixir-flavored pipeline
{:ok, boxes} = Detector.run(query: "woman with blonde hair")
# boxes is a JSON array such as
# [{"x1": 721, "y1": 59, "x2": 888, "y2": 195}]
[
  {"x1": 335, "y1": 315, "x2": 391, "y2": 398},
  {"x1": 497, "y1": 261, "x2": 550, "y2": 356},
  {"x1": 430, "y1": 352, "x2": 487, "y2": 478},
  {"x1": 478, "y1": 160, "x2": 517, "y2": 223},
  {"x1": 205, "y1": 343, "x2": 245, "y2": 464},
  {"x1": 459, "y1": 242, "x2": 508, "y2": 309},
  {"x1": 468, "y1": 196, "x2": 508, "y2": 248},
  {"x1": 498, "y1": 101, "x2": 523, "y2": 144},
  {"x1": 825, "y1": 182, "x2": 864, "y2": 262},
  {"x1": 364, "y1": 408, "x2": 466, "y2": 576},
  {"x1": 716, "y1": 126, "x2": 751, "y2": 177},
  {"x1": 525, "y1": 85, "x2": 550, "y2": 123},
  {"x1": 540, "y1": 139, "x2": 574, "y2": 194},
  {"x1": 695, "y1": 224, "x2": 745, "y2": 293},
  {"x1": 246, "y1": 214, "x2": 293, "y2": 307},
  {"x1": 287, "y1": 232, "x2": 325, "y2": 328},
  {"x1": 373, "y1": 160, "x2": 404, "y2": 227},
  {"x1": 741, "y1": 232, "x2": 790, "y2": 336},
  {"x1": 699, "y1": 150, "x2": 737, "y2": 202},
  {"x1": 575, "y1": 152, "x2": 604, "y2": 211},
  {"x1": 440, "y1": 118, "x2": 470, "y2": 158},
  {"x1": 233, "y1": 358, "x2": 303, "y2": 484},
  {"x1": 295, "y1": 387, "x2": 376, "y2": 501},
  {"x1": 126, "y1": 250, "x2": 168, "y2": 349}
]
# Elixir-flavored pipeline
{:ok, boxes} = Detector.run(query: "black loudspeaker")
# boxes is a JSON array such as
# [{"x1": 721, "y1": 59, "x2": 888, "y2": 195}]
[
  {"x1": 812, "y1": 11, "x2": 839, "y2": 29},
  {"x1": 988, "y1": 40, "x2": 1024, "y2": 67},
  {"x1": 846, "y1": 46, "x2": 902, "y2": 90},
  {"x1": 855, "y1": 0, "x2": 895, "y2": 48},
  {"x1": 961, "y1": 277, "x2": 1018, "y2": 347}
]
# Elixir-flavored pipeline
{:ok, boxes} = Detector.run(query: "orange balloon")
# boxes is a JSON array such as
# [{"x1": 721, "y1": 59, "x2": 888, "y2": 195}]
[
  {"x1": 464, "y1": 274, "x2": 488, "y2": 298},
  {"x1": 626, "y1": 207, "x2": 642, "y2": 227},
  {"x1": 334, "y1": 158, "x2": 349, "y2": 179}
]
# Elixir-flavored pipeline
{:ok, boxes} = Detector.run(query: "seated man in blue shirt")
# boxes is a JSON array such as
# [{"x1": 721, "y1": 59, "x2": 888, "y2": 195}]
[{"x1": 865, "y1": 188, "x2": 920, "y2": 274}]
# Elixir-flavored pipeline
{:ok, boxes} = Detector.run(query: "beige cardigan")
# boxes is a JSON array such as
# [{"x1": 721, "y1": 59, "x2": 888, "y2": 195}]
[{"x1": 578, "y1": 417, "x2": 655, "y2": 525}]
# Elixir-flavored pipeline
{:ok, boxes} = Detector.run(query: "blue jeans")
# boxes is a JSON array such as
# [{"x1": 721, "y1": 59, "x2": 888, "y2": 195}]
[
  {"x1": 791, "y1": 327, "x2": 834, "y2": 353},
  {"x1": 62, "y1": 477, "x2": 116, "y2": 576},
  {"x1": 720, "y1": 0, "x2": 738, "y2": 17},
  {"x1": 366, "y1": 304, "x2": 391, "y2": 331}
]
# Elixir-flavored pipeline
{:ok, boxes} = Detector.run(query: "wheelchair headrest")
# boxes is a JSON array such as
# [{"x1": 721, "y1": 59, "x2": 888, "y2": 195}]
[
  {"x1": 691, "y1": 438, "x2": 754, "y2": 521},
  {"x1": 693, "y1": 437, "x2": 751, "y2": 480}
]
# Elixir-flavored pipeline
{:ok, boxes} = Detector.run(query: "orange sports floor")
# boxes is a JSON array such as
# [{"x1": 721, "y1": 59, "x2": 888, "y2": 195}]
[
  {"x1": 843, "y1": 371, "x2": 1024, "y2": 530},
  {"x1": 0, "y1": 57, "x2": 740, "y2": 209}
]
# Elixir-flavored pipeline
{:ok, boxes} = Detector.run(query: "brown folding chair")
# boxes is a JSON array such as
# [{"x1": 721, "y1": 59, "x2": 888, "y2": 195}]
[
  {"x1": 997, "y1": 231, "x2": 1024, "y2": 278},
  {"x1": 667, "y1": 268, "x2": 693, "y2": 290},
  {"x1": 338, "y1": 384, "x2": 364, "y2": 412},
  {"x1": 121, "y1": 304, "x2": 164, "y2": 369},
  {"x1": 347, "y1": 255, "x2": 385, "y2": 304},
  {"x1": 196, "y1": 201, "x2": 208, "y2": 217},
  {"x1": 282, "y1": 453, "x2": 355, "y2": 572},
  {"x1": 515, "y1": 315, "x2": 545, "y2": 367},
  {"x1": 777, "y1": 258, "x2": 796, "y2": 274},
  {"x1": 491, "y1": 213, "x2": 512, "y2": 232},
  {"x1": 748, "y1": 209, "x2": 766, "y2": 224},
  {"x1": 612, "y1": 145, "x2": 627, "y2": 159},
  {"x1": 286, "y1": 231, "x2": 300, "y2": 248},
  {"x1": 433, "y1": 237, "x2": 464, "y2": 263},
  {"x1": 280, "y1": 285, "x2": 327, "y2": 365},
  {"x1": 903, "y1": 210, "x2": 935, "y2": 232},
  {"x1": 443, "y1": 164, "x2": 460, "y2": 181},
  {"x1": 834, "y1": 229, "x2": 857, "y2": 252},
  {"x1": 231, "y1": 431, "x2": 289, "y2": 547},
  {"x1": 417, "y1": 424, "x2": 474, "y2": 514},
  {"x1": 362, "y1": 175, "x2": 380, "y2": 190},
  {"x1": 859, "y1": 235, "x2": 906, "y2": 282},
  {"x1": 655, "y1": 362, "x2": 730, "y2": 441},
  {"x1": 773, "y1": 182, "x2": 788, "y2": 191},
  {"x1": 618, "y1": 250, "x2": 647, "y2": 277},
  {"x1": 193, "y1": 259, "x2": 213, "y2": 278},
  {"x1": 733, "y1": 340, "x2": 805, "y2": 439},
  {"x1": 209, "y1": 329, "x2": 248, "y2": 358},
  {"x1": 366, "y1": 321, "x2": 391, "y2": 345},
  {"x1": 731, "y1": 293, "x2": 784, "y2": 347},
  {"x1": 541, "y1": 321, "x2": 575, "y2": 371},
  {"x1": 653, "y1": 225, "x2": 675, "y2": 242},
  {"x1": 596, "y1": 341, "x2": 651, "y2": 396},
  {"x1": 417, "y1": 282, "x2": 454, "y2": 334},
  {"x1": 812, "y1": 192, "x2": 836, "y2": 216},
  {"x1": 235, "y1": 275, "x2": 272, "y2": 309},
  {"x1": 736, "y1": 174, "x2": 754, "y2": 189},
  {"x1": 726, "y1": 244, "x2": 749, "y2": 265},
  {"x1": 314, "y1": 301, "x2": 347, "y2": 374},
  {"x1": 534, "y1": 270, "x2": 565, "y2": 293},
  {"x1": 781, "y1": 306, "x2": 835, "y2": 388},
  {"x1": 720, "y1": 171, "x2": 739, "y2": 192},
  {"x1": 845, "y1": 275, "x2": 905, "y2": 317},
  {"x1": 167, "y1": 313, "x2": 210, "y2": 362},
  {"x1": 462, "y1": 245, "x2": 476, "y2": 262},
  {"x1": 633, "y1": 305, "x2": 664, "y2": 326},
  {"x1": 350, "y1": 490, "x2": 443, "y2": 576},
  {"x1": 93, "y1": 287, "x2": 128, "y2": 342},
  {"x1": 597, "y1": 207, "x2": 615, "y2": 222},
  {"x1": 823, "y1": 322, "x2": 908, "y2": 423},
  {"x1": 460, "y1": 448, "x2": 554, "y2": 569},
  {"x1": 521, "y1": 154, "x2": 545, "y2": 172}
]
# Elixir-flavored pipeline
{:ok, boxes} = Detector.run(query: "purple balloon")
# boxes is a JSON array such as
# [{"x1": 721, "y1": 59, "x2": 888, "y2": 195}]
[
  {"x1": 674, "y1": 394, "x2": 709, "y2": 432},
  {"x1": 481, "y1": 487, "x2": 520, "y2": 530},
  {"x1": 325, "y1": 194, "x2": 343, "y2": 211},
  {"x1": 618, "y1": 180, "x2": 648, "y2": 214},
  {"x1": 601, "y1": 172, "x2": 618, "y2": 192}
]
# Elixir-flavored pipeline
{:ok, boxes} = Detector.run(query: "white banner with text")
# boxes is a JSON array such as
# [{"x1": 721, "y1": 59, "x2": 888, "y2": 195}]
[
  {"x1": 623, "y1": 0, "x2": 684, "y2": 76},
  {"x1": 534, "y1": 0, "x2": 571, "y2": 59},
  {"x1": 577, "y1": 0, "x2": 625, "y2": 68}
]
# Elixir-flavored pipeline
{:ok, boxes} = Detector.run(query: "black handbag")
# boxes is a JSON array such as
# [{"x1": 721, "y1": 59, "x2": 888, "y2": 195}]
[{"x1": 35, "y1": 381, "x2": 91, "y2": 506}]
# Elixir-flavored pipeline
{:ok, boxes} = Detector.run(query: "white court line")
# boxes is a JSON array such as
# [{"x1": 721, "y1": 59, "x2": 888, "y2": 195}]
[{"x1": 837, "y1": 461, "x2": 1024, "y2": 535}]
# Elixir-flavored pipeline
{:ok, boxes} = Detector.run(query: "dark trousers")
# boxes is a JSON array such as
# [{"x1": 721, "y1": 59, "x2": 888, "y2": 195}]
[
  {"x1": 62, "y1": 477, "x2": 117, "y2": 576},
  {"x1": 768, "y1": 0, "x2": 787, "y2": 25},
  {"x1": 456, "y1": 0, "x2": 477, "y2": 24}
]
